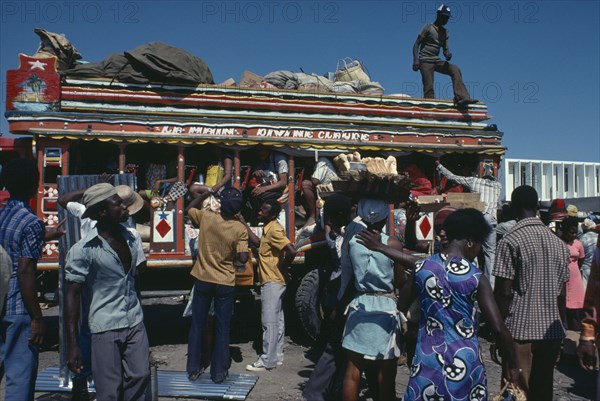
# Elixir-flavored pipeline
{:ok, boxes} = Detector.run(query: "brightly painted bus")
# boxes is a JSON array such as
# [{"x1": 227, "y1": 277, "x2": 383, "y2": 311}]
[{"x1": 5, "y1": 53, "x2": 504, "y2": 340}]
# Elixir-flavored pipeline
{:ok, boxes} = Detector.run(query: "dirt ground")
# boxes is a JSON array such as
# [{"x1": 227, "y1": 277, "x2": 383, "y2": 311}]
[{"x1": 3, "y1": 292, "x2": 597, "y2": 401}]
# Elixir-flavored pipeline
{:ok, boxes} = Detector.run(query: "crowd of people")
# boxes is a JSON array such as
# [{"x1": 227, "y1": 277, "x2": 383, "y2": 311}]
[{"x1": 1, "y1": 154, "x2": 599, "y2": 401}]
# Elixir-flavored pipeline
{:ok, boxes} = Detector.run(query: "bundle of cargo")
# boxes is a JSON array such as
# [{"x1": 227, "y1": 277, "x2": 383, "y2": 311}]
[
  {"x1": 333, "y1": 152, "x2": 397, "y2": 175},
  {"x1": 239, "y1": 63, "x2": 385, "y2": 95},
  {"x1": 331, "y1": 152, "x2": 410, "y2": 201}
]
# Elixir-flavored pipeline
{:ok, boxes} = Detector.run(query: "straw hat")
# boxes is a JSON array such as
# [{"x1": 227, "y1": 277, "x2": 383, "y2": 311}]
[
  {"x1": 583, "y1": 218, "x2": 597, "y2": 232},
  {"x1": 566, "y1": 204, "x2": 578, "y2": 217},
  {"x1": 115, "y1": 185, "x2": 144, "y2": 215},
  {"x1": 81, "y1": 183, "x2": 116, "y2": 218}
]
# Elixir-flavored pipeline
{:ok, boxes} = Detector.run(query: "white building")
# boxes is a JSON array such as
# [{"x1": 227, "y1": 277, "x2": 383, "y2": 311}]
[{"x1": 501, "y1": 158, "x2": 600, "y2": 204}]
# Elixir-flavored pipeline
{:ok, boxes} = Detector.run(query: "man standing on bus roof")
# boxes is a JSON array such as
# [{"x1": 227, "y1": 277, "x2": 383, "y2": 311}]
[
  {"x1": 65, "y1": 183, "x2": 149, "y2": 401},
  {"x1": 412, "y1": 4, "x2": 478, "y2": 106},
  {"x1": 0, "y1": 159, "x2": 46, "y2": 401}
]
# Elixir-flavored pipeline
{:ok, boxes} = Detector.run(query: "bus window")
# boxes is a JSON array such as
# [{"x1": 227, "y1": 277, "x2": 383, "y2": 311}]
[
  {"x1": 43, "y1": 165, "x2": 62, "y2": 184},
  {"x1": 185, "y1": 144, "x2": 235, "y2": 198},
  {"x1": 68, "y1": 140, "x2": 120, "y2": 175},
  {"x1": 126, "y1": 143, "x2": 179, "y2": 196}
]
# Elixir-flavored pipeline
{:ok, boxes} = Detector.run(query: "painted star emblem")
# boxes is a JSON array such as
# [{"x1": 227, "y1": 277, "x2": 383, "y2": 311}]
[
  {"x1": 29, "y1": 60, "x2": 47, "y2": 70},
  {"x1": 159, "y1": 211, "x2": 169, "y2": 220}
]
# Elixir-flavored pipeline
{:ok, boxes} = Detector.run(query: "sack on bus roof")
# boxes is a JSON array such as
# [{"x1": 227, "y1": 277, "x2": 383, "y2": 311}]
[
  {"x1": 359, "y1": 81, "x2": 385, "y2": 96},
  {"x1": 263, "y1": 71, "x2": 299, "y2": 90},
  {"x1": 296, "y1": 73, "x2": 333, "y2": 92},
  {"x1": 329, "y1": 80, "x2": 360, "y2": 94}
]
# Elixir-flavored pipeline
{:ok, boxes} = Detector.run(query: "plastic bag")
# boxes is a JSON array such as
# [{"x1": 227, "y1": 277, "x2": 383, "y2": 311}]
[{"x1": 205, "y1": 164, "x2": 224, "y2": 187}]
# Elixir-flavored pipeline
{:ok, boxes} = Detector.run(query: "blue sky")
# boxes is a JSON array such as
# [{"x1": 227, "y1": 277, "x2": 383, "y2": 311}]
[{"x1": 1, "y1": 0, "x2": 598, "y2": 162}]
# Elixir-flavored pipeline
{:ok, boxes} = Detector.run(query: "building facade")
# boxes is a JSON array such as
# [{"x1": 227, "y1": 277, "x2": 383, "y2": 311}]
[{"x1": 501, "y1": 158, "x2": 600, "y2": 204}]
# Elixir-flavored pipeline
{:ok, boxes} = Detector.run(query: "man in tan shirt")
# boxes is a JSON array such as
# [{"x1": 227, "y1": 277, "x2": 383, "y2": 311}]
[
  {"x1": 240, "y1": 199, "x2": 296, "y2": 371},
  {"x1": 185, "y1": 188, "x2": 248, "y2": 383}
]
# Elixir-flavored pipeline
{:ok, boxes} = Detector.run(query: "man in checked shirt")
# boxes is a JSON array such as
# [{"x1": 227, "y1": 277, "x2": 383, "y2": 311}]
[
  {"x1": 435, "y1": 159, "x2": 501, "y2": 287},
  {"x1": 493, "y1": 185, "x2": 569, "y2": 400},
  {"x1": 0, "y1": 159, "x2": 47, "y2": 401}
]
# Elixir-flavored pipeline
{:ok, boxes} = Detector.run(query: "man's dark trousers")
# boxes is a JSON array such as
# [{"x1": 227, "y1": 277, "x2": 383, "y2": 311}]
[
  {"x1": 187, "y1": 279, "x2": 235, "y2": 383},
  {"x1": 91, "y1": 322, "x2": 150, "y2": 401},
  {"x1": 419, "y1": 60, "x2": 471, "y2": 101}
]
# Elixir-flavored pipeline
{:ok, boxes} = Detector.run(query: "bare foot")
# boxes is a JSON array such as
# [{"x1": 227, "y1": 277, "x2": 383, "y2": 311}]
[{"x1": 302, "y1": 217, "x2": 316, "y2": 229}]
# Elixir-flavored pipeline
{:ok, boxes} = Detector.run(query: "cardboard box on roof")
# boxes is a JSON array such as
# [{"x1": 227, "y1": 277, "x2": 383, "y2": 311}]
[{"x1": 240, "y1": 70, "x2": 263, "y2": 88}]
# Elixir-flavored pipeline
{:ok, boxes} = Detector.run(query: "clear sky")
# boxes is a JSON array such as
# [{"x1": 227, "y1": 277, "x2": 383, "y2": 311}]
[{"x1": 1, "y1": 0, "x2": 599, "y2": 162}]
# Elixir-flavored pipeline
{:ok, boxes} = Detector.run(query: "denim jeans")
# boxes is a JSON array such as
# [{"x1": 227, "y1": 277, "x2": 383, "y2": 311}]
[
  {"x1": 0, "y1": 314, "x2": 39, "y2": 401},
  {"x1": 187, "y1": 279, "x2": 235, "y2": 383},
  {"x1": 258, "y1": 282, "x2": 286, "y2": 369},
  {"x1": 481, "y1": 213, "x2": 497, "y2": 289}
]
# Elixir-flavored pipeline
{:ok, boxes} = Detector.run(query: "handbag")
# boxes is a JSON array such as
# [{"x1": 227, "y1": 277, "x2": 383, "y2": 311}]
[
  {"x1": 334, "y1": 58, "x2": 371, "y2": 84},
  {"x1": 165, "y1": 181, "x2": 188, "y2": 202}
]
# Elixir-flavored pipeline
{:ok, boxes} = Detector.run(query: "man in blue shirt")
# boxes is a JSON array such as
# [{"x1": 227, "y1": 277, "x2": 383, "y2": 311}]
[
  {"x1": 65, "y1": 183, "x2": 149, "y2": 401},
  {"x1": 0, "y1": 159, "x2": 46, "y2": 401}
]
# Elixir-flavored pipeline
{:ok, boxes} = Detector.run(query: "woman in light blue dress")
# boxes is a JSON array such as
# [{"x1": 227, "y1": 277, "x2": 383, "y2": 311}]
[{"x1": 340, "y1": 198, "x2": 404, "y2": 401}]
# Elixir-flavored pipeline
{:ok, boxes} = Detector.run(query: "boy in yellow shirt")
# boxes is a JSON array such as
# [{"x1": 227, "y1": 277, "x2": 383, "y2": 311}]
[{"x1": 241, "y1": 199, "x2": 296, "y2": 371}]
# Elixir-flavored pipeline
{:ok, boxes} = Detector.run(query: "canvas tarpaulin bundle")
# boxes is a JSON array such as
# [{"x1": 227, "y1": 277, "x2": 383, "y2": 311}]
[
  {"x1": 66, "y1": 42, "x2": 214, "y2": 85},
  {"x1": 33, "y1": 28, "x2": 82, "y2": 71}
]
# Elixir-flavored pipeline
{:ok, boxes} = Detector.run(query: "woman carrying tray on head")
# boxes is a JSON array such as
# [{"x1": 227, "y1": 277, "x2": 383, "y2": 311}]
[{"x1": 339, "y1": 197, "x2": 404, "y2": 401}]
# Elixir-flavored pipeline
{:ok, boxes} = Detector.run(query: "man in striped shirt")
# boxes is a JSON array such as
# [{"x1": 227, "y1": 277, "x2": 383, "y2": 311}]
[
  {"x1": 0, "y1": 159, "x2": 46, "y2": 401},
  {"x1": 435, "y1": 160, "x2": 501, "y2": 286}
]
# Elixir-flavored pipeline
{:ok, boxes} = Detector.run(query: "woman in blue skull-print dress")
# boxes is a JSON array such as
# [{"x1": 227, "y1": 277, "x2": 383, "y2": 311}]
[
  {"x1": 404, "y1": 252, "x2": 487, "y2": 401},
  {"x1": 361, "y1": 209, "x2": 520, "y2": 401},
  {"x1": 395, "y1": 209, "x2": 524, "y2": 401}
]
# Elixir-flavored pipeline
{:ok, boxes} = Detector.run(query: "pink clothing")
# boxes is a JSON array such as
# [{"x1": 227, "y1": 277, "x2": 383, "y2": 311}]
[{"x1": 565, "y1": 239, "x2": 585, "y2": 309}]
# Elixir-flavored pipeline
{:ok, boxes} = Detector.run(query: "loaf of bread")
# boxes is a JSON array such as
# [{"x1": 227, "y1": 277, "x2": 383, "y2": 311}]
[
  {"x1": 385, "y1": 156, "x2": 398, "y2": 175},
  {"x1": 334, "y1": 154, "x2": 350, "y2": 172}
]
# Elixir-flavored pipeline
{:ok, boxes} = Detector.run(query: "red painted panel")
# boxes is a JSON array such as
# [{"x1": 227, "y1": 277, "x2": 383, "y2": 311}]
[{"x1": 6, "y1": 55, "x2": 60, "y2": 112}]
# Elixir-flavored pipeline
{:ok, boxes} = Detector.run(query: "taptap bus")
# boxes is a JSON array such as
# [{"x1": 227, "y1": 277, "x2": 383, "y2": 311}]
[{"x1": 4, "y1": 53, "x2": 505, "y2": 340}]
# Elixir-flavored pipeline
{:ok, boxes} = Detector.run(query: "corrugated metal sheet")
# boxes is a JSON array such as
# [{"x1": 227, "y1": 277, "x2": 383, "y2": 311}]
[{"x1": 36, "y1": 367, "x2": 258, "y2": 400}]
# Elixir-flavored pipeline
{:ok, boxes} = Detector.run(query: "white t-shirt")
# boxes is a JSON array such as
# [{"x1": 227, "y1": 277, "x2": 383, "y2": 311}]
[{"x1": 67, "y1": 201, "x2": 96, "y2": 238}]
